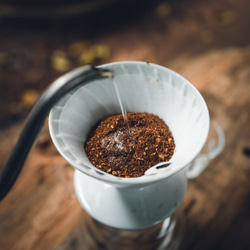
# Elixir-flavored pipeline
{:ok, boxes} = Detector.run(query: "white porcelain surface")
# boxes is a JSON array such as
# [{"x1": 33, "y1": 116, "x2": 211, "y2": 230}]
[
  {"x1": 49, "y1": 61, "x2": 210, "y2": 229},
  {"x1": 74, "y1": 168, "x2": 187, "y2": 230}
]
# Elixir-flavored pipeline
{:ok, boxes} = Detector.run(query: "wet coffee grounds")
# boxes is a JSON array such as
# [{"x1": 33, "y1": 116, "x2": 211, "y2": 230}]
[{"x1": 84, "y1": 112, "x2": 175, "y2": 178}]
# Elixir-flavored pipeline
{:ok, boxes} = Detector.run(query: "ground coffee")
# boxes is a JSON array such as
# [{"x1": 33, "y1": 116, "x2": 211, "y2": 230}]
[{"x1": 84, "y1": 112, "x2": 175, "y2": 178}]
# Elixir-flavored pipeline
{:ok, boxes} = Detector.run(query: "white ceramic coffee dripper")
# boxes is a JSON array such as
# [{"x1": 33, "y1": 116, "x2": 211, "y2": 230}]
[{"x1": 49, "y1": 61, "x2": 216, "y2": 230}]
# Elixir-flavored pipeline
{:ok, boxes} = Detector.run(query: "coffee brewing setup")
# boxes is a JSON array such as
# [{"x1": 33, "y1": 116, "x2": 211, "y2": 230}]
[{"x1": 0, "y1": 62, "x2": 225, "y2": 249}]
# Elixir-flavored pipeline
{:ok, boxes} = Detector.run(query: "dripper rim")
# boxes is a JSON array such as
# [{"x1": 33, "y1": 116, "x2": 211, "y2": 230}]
[{"x1": 49, "y1": 61, "x2": 210, "y2": 186}]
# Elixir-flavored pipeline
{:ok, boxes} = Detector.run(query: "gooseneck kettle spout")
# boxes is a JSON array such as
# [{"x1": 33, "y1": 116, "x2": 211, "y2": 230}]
[{"x1": 0, "y1": 65, "x2": 112, "y2": 201}]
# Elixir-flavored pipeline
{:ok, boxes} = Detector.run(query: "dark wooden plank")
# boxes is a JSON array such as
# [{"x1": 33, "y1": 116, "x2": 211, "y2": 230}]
[
  {"x1": 56, "y1": 47, "x2": 250, "y2": 249},
  {"x1": 0, "y1": 123, "x2": 82, "y2": 250},
  {"x1": 0, "y1": 0, "x2": 249, "y2": 248}
]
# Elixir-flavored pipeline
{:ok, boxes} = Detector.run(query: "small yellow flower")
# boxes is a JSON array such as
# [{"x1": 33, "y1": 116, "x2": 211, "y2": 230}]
[
  {"x1": 155, "y1": 3, "x2": 171, "y2": 18},
  {"x1": 78, "y1": 44, "x2": 111, "y2": 65},
  {"x1": 220, "y1": 11, "x2": 236, "y2": 26},
  {"x1": 69, "y1": 41, "x2": 88, "y2": 57},
  {"x1": 92, "y1": 45, "x2": 111, "y2": 59},
  {"x1": 51, "y1": 50, "x2": 72, "y2": 72},
  {"x1": 21, "y1": 89, "x2": 39, "y2": 108},
  {"x1": 78, "y1": 49, "x2": 97, "y2": 65}
]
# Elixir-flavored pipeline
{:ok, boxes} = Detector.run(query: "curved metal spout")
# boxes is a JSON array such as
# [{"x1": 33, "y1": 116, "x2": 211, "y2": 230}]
[{"x1": 0, "y1": 65, "x2": 112, "y2": 201}]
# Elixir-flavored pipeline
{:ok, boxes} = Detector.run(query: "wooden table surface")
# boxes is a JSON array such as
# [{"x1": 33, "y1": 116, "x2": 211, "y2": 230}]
[{"x1": 0, "y1": 0, "x2": 250, "y2": 249}]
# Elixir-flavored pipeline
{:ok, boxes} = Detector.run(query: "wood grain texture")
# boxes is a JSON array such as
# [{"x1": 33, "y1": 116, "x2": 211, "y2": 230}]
[
  {"x1": 0, "y1": 123, "x2": 82, "y2": 250},
  {"x1": 56, "y1": 47, "x2": 250, "y2": 250},
  {"x1": 0, "y1": 47, "x2": 249, "y2": 250},
  {"x1": 0, "y1": 0, "x2": 249, "y2": 248},
  {"x1": 177, "y1": 47, "x2": 250, "y2": 250}
]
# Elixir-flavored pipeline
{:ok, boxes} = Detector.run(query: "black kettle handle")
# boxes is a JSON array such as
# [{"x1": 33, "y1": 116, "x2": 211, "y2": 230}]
[{"x1": 0, "y1": 65, "x2": 111, "y2": 201}]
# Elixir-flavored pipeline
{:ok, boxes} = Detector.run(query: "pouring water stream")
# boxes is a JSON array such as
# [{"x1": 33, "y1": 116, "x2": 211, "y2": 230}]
[
  {"x1": 112, "y1": 76, "x2": 172, "y2": 176},
  {"x1": 0, "y1": 66, "x2": 112, "y2": 201}
]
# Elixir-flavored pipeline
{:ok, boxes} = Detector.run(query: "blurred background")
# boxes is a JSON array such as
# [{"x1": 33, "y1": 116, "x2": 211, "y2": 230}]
[{"x1": 0, "y1": 0, "x2": 249, "y2": 249}]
